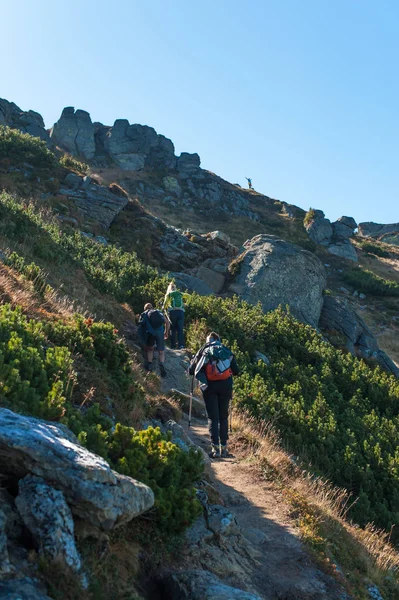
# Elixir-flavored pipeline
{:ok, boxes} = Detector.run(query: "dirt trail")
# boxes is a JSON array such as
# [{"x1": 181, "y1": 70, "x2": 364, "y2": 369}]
[{"x1": 160, "y1": 348, "x2": 347, "y2": 600}]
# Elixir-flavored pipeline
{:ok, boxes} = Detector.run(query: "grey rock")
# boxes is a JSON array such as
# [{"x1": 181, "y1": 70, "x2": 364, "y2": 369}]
[
  {"x1": 64, "y1": 172, "x2": 83, "y2": 189},
  {"x1": 254, "y1": 350, "x2": 270, "y2": 365},
  {"x1": 208, "y1": 230, "x2": 231, "y2": 244},
  {"x1": 208, "y1": 505, "x2": 240, "y2": 537},
  {"x1": 95, "y1": 235, "x2": 108, "y2": 245},
  {"x1": 337, "y1": 216, "x2": 357, "y2": 230},
  {"x1": 171, "y1": 272, "x2": 214, "y2": 296},
  {"x1": 0, "y1": 409, "x2": 155, "y2": 530},
  {"x1": 0, "y1": 489, "x2": 24, "y2": 541},
  {"x1": 332, "y1": 221, "x2": 355, "y2": 241},
  {"x1": 305, "y1": 213, "x2": 333, "y2": 246},
  {"x1": 319, "y1": 296, "x2": 399, "y2": 376},
  {"x1": 229, "y1": 234, "x2": 326, "y2": 328},
  {"x1": 380, "y1": 232, "x2": 399, "y2": 246},
  {"x1": 163, "y1": 569, "x2": 261, "y2": 600},
  {"x1": 358, "y1": 221, "x2": 399, "y2": 239},
  {"x1": 327, "y1": 242, "x2": 358, "y2": 262},
  {"x1": 359, "y1": 292, "x2": 366, "y2": 300},
  {"x1": 163, "y1": 176, "x2": 182, "y2": 197},
  {"x1": 185, "y1": 516, "x2": 214, "y2": 545},
  {"x1": 244, "y1": 527, "x2": 270, "y2": 546},
  {"x1": 16, "y1": 475, "x2": 82, "y2": 572},
  {"x1": 50, "y1": 107, "x2": 95, "y2": 159},
  {"x1": 0, "y1": 508, "x2": 12, "y2": 576},
  {"x1": 177, "y1": 152, "x2": 201, "y2": 177},
  {"x1": 0, "y1": 98, "x2": 49, "y2": 143},
  {"x1": 340, "y1": 287, "x2": 350, "y2": 295},
  {"x1": 0, "y1": 577, "x2": 52, "y2": 600},
  {"x1": 196, "y1": 265, "x2": 225, "y2": 294}
]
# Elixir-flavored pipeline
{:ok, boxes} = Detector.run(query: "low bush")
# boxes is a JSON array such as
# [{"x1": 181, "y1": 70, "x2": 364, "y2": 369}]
[
  {"x1": 357, "y1": 240, "x2": 391, "y2": 258},
  {"x1": 185, "y1": 295, "x2": 399, "y2": 531},
  {"x1": 342, "y1": 268, "x2": 399, "y2": 297},
  {"x1": 304, "y1": 208, "x2": 317, "y2": 226},
  {"x1": 59, "y1": 153, "x2": 90, "y2": 175},
  {"x1": 0, "y1": 126, "x2": 56, "y2": 169},
  {"x1": 0, "y1": 192, "x2": 168, "y2": 311}
]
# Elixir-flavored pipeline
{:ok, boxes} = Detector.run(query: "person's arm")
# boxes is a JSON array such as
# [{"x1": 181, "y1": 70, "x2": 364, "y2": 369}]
[
  {"x1": 162, "y1": 293, "x2": 170, "y2": 311},
  {"x1": 163, "y1": 314, "x2": 170, "y2": 339},
  {"x1": 230, "y1": 356, "x2": 240, "y2": 376}
]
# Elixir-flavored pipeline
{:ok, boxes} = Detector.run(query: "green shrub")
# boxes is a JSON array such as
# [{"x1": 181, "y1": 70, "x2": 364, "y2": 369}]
[
  {"x1": 357, "y1": 240, "x2": 391, "y2": 258},
  {"x1": 59, "y1": 153, "x2": 90, "y2": 175},
  {"x1": 304, "y1": 208, "x2": 317, "y2": 226},
  {"x1": 342, "y1": 268, "x2": 399, "y2": 297},
  {"x1": 6, "y1": 251, "x2": 49, "y2": 296},
  {"x1": 185, "y1": 295, "x2": 399, "y2": 531},
  {"x1": 0, "y1": 305, "x2": 203, "y2": 532},
  {"x1": 0, "y1": 126, "x2": 56, "y2": 169},
  {"x1": 0, "y1": 192, "x2": 168, "y2": 311}
]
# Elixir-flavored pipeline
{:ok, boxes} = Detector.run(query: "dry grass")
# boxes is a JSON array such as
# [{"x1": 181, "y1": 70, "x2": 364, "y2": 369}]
[{"x1": 230, "y1": 410, "x2": 399, "y2": 598}]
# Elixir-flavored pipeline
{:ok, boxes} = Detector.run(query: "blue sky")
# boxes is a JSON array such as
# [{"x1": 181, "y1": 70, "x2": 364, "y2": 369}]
[{"x1": 1, "y1": 0, "x2": 398, "y2": 224}]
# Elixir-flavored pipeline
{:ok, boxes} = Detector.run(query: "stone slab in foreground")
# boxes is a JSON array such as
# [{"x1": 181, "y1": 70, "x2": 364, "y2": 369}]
[{"x1": 0, "y1": 409, "x2": 154, "y2": 530}]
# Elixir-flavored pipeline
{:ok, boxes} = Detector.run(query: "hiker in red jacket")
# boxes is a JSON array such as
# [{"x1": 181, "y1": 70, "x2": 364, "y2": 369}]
[{"x1": 189, "y1": 332, "x2": 239, "y2": 458}]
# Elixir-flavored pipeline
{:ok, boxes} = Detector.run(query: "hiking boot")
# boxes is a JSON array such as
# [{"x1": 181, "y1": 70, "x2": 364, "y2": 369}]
[
  {"x1": 159, "y1": 363, "x2": 167, "y2": 378},
  {"x1": 144, "y1": 361, "x2": 153, "y2": 372},
  {"x1": 220, "y1": 445, "x2": 229, "y2": 458},
  {"x1": 209, "y1": 444, "x2": 220, "y2": 459}
]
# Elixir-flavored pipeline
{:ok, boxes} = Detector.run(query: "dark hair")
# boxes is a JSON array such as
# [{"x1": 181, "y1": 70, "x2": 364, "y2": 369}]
[{"x1": 207, "y1": 331, "x2": 220, "y2": 341}]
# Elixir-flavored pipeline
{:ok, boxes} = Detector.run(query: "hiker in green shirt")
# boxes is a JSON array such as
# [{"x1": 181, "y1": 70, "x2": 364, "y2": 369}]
[{"x1": 162, "y1": 282, "x2": 189, "y2": 349}]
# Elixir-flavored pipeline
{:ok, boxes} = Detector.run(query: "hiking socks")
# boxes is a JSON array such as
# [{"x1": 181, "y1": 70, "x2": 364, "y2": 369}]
[{"x1": 209, "y1": 444, "x2": 220, "y2": 458}]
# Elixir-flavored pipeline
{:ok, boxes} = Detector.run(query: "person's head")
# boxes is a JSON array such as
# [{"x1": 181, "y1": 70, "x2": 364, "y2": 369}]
[
  {"x1": 144, "y1": 302, "x2": 153, "y2": 311},
  {"x1": 167, "y1": 281, "x2": 177, "y2": 294},
  {"x1": 206, "y1": 331, "x2": 220, "y2": 343}
]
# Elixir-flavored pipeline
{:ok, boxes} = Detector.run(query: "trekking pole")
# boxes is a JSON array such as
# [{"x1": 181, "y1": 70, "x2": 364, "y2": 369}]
[{"x1": 188, "y1": 376, "x2": 194, "y2": 428}]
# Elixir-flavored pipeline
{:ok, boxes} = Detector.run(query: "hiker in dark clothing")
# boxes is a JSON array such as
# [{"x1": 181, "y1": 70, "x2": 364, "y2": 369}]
[
  {"x1": 189, "y1": 332, "x2": 239, "y2": 458},
  {"x1": 138, "y1": 302, "x2": 170, "y2": 377}
]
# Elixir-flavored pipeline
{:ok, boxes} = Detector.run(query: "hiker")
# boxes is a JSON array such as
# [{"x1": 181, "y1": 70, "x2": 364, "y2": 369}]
[
  {"x1": 188, "y1": 332, "x2": 239, "y2": 458},
  {"x1": 138, "y1": 302, "x2": 169, "y2": 377},
  {"x1": 162, "y1": 281, "x2": 188, "y2": 349},
  {"x1": 245, "y1": 177, "x2": 253, "y2": 190}
]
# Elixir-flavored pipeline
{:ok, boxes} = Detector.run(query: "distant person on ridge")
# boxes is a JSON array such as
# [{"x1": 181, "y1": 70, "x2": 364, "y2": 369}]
[
  {"x1": 245, "y1": 177, "x2": 253, "y2": 190},
  {"x1": 188, "y1": 332, "x2": 239, "y2": 458},
  {"x1": 138, "y1": 302, "x2": 169, "y2": 377},
  {"x1": 162, "y1": 281, "x2": 188, "y2": 349}
]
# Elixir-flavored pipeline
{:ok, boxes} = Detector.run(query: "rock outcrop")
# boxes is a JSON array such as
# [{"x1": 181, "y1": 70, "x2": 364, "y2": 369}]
[
  {"x1": 305, "y1": 211, "x2": 358, "y2": 262},
  {"x1": 358, "y1": 221, "x2": 399, "y2": 245},
  {"x1": 50, "y1": 107, "x2": 95, "y2": 159},
  {"x1": 0, "y1": 98, "x2": 49, "y2": 142},
  {"x1": 0, "y1": 578, "x2": 53, "y2": 600},
  {"x1": 319, "y1": 296, "x2": 399, "y2": 377},
  {"x1": 16, "y1": 475, "x2": 83, "y2": 574},
  {"x1": 163, "y1": 570, "x2": 262, "y2": 600},
  {"x1": 0, "y1": 409, "x2": 154, "y2": 530},
  {"x1": 229, "y1": 234, "x2": 326, "y2": 328},
  {"x1": 59, "y1": 173, "x2": 129, "y2": 228}
]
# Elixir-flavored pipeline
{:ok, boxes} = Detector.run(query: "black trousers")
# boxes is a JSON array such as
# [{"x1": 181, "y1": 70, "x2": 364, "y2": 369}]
[{"x1": 202, "y1": 379, "x2": 232, "y2": 446}]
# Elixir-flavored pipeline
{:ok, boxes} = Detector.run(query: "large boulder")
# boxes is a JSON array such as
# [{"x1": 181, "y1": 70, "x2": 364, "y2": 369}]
[
  {"x1": 50, "y1": 107, "x2": 95, "y2": 159},
  {"x1": 162, "y1": 570, "x2": 261, "y2": 600},
  {"x1": 229, "y1": 234, "x2": 326, "y2": 328},
  {"x1": 358, "y1": 222, "x2": 399, "y2": 239},
  {"x1": 0, "y1": 409, "x2": 154, "y2": 530},
  {"x1": 0, "y1": 98, "x2": 49, "y2": 142},
  {"x1": 16, "y1": 475, "x2": 83, "y2": 573},
  {"x1": 319, "y1": 296, "x2": 399, "y2": 377},
  {"x1": 103, "y1": 119, "x2": 176, "y2": 170},
  {"x1": 177, "y1": 152, "x2": 201, "y2": 177},
  {"x1": 327, "y1": 242, "x2": 358, "y2": 262},
  {"x1": 304, "y1": 210, "x2": 333, "y2": 246}
]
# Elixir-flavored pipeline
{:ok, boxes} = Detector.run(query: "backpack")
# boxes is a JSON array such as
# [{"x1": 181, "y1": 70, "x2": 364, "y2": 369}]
[
  {"x1": 169, "y1": 290, "x2": 184, "y2": 309},
  {"x1": 145, "y1": 309, "x2": 165, "y2": 335},
  {"x1": 204, "y1": 343, "x2": 233, "y2": 381}
]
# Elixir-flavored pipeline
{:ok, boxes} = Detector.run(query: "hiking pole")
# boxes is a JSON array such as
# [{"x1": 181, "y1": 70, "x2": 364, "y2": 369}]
[{"x1": 188, "y1": 376, "x2": 194, "y2": 428}]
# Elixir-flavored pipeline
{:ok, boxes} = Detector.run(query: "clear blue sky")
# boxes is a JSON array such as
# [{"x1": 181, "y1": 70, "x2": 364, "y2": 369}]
[{"x1": 1, "y1": 0, "x2": 398, "y2": 224}]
